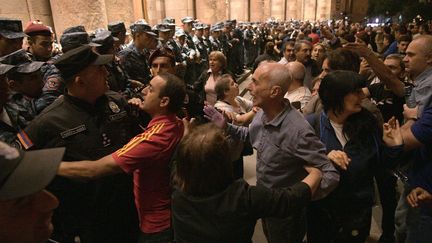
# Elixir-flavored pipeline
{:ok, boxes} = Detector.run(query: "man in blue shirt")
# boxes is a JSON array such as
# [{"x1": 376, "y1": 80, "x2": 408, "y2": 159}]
[
  {"x1": 204, "y1": 62, "x2": 339, "y2": 243},
  {"x1": 400, "y1": 104, "x2": 432, "y2": 243}
]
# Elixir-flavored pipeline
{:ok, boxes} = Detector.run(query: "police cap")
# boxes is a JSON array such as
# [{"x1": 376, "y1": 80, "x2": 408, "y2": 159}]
[
  {"x1": 0, "y1": 64, "x2": 14, "y2": 76},
  {"x1": 157, "y1": 24, "x2": 171, "y2": 33},
  {"x1": 175, "y1": 29, "x2": 186, "y2": 37},
  {"x1": 0, "y1": 49, "x2": 44, "y2": 74},
  {"x1": 91, "y1": 30, "x2": 118, "y2": 48},
  {"x1": 162, "y1": 17, "x2": 176, "y2": 26},
  {"x1": 54, "y1": 45, "x2": 112, "y2": 81},
  {"x1": 0, "y1": 141, "x2": 65, "y2": 200},
  {"x1": 107, "y1": 21, "x2": 126, "y2": 34},
  {"x1": 0, "y1": 18, "x2": 27, "y2": 39},
  {"x1": 130, "y1": 19, "x2": 157, "y2": 37},
  {"x1": 63, "y1": 25, "x2": 86, "y2": 34},
  {"x1": 60, "y1": 32, "x2": 100, "y2": 53},
  {"x1": 181, "y1": 17, "x2": 194, "y2": 24}
]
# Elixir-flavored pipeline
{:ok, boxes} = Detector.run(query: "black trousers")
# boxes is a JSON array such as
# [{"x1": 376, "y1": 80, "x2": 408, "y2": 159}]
[
  {"x1": 307, "y1": 202, "x2": 372, "y2": 243},
  {"x1": 262, "y1": 207, "x2": 306, "y2": 243},
  {"x1": 374, "y1": 168, "x2": 398, "y2": 241}
]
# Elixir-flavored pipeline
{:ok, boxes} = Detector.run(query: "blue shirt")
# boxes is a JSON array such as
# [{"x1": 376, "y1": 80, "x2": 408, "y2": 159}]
[
  {"x1": 410, "y1": 106, "x2": 432, "y2": 193},
  {"x1": 226, "y1": 101, "x2": 339, "y2": 199},
  {"x1": 410, "y1": 67, "x2": 432, "y2": 115}
]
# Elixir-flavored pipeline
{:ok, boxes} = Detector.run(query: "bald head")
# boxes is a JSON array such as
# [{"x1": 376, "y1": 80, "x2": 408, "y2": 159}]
[
  {"x1": 412, "y1": 35, "x2": 432, "y2": 56},
  {"x1": 403, "y1": 34, "x2": 432, "y2": 79},
  {"x1": 285, "y1": 61, "x2": 305, "y2": 83},
  {"x1": 257, "y1": 63, "x2": 292, "y2": 94}
]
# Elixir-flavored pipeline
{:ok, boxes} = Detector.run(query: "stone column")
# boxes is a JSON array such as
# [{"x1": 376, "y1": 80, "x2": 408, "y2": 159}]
[
  {"x1": 146, "y1": 0, "x2": 166, "y2": 25},
  {"x1": 316, "y1": 0, "x2": 331, "y2": 20},
  {"x1": 49, "y1": 0, "x2": 108, "y2": 35},
  {"x1": 303, "y1": 0, "x2": 317, "y2": 20},
  {"x1": 270, "y1": 0, "x2": 285, "y2": 21},
  {"x1": 196, "y1": 0, "x2": 227, "y2": 24},
  {"x1": 250, "y1": 0, "x2": 272, "y2": 22},
  {"x1": 286, "y1": 0, "x2": 298, "y2": 20},
  {"x1": 229, "y1": 0, "x2": 247, "y2": 22},
  {"x1": 104, "y1": 0, "x2": 136, "y2": 29},
  {"x1": 165, "y1": 0, "x2": 194, "y2": 26}
]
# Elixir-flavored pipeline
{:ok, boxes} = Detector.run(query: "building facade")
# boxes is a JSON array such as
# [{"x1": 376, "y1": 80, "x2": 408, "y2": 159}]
[{"x1": 0, "y1": 0, "x2": 368, "y2": 38}]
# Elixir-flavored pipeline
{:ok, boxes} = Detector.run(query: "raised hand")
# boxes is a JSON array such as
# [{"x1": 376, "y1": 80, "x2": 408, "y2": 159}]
[
  {"x1": 383, "y1": 116, "x2": 403, "y2": 147},
  {"x1": 203, "y1": 105, "x2": 227, "y2": 128},
  {"x1": 343, "y1": 42, "x2": 373, "y2": 58}
]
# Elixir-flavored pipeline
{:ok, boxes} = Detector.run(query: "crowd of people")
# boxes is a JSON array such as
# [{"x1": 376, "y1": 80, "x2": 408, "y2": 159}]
[{"x1": 0, "y1": 14, "x2": 431, "y2": 243}]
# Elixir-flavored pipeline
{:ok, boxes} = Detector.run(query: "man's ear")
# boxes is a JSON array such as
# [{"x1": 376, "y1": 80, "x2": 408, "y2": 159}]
[
  {"x1": 269, "y1": 85, "x2": 282, "y2": 98},
  {"x1": 160, "y1": 96, "x2": 170, "y2": 109}
]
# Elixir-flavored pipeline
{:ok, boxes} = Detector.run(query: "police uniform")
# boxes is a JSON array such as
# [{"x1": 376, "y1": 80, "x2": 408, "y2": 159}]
[
  {"x1": 0, "y1": 49, "x2": 44, "y2": 122},
  {"x1": 0, "y1": 63, "x2": 19, "y2": 144},
  {"x1": 229, "y1": 20, "x2": 244, "y2": 75},
  {"x1": 193, "y1": 23, "x2": 209, "y2": 77},
  {"x1": 25, "y1": 52, "x2": 65, "y2": 114},
  {"x1": 108, "y1": 21, "x2": 127, "y2": 53},
  {"x1": 243, "y1": 25, "x2": 257, "y2": 68},
  {"x1": 118, "y1": 20, "x2": 155, "y2": 85},
  {"x1": 181, "y1": 17, "x2": 200, "y2": 84},
  {"x1": 17, "y1": 46, "x2": 142, "y2": 243},
  {"x1": 92, "y1": 30, "x2": 132, "y2": 95},
  {"x1": 175, "y1": 28, "x2": 195, "y2": 84},
  {"x1": 202, "y1": 25, "x2": 212, "y2": 53},
  {"x1": 209, "y1": 24, "x2": 223, "y2": 52}
]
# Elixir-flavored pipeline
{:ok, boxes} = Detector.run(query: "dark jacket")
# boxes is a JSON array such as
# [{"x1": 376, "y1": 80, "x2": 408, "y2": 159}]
[
  {"x1": 172, "y1": 179, "x2": 311, "y2": 243},
  {"x1": 307, "y1": 111, "x2": 402, "y2": 209}
]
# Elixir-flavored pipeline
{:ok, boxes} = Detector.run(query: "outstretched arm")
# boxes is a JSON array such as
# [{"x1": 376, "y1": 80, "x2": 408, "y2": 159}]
[
  {"x1": 344, "y1": 43, "x2": 405, "y2": 97},
  {"x1": 58, "y1": 154, "x2": 123, "y2": 181}
]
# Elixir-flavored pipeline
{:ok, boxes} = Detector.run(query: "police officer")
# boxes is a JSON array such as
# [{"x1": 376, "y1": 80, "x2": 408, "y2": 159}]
[
  {"x1": 229, "y1": 19, "x2": 244, "y2": 75},
  {"x1": 92, "y1": 29, "x2": 133, "y2": 96},
  {"x1": 0, "y1": 49, "x2": 44, "y2": 128},
  {"x1": 203, "y1": 23, "x2": 212, "y2": 52},
  {"x1": 175, "y1": 29, "x2": 196, "y2": 84},
  {"x1": 24, "y1": 21, "x2": 53, "y2": 62},
  {"x1": 24, "y1": 22, "x2": 65, "y2": 113},
  {"x1": 107, "y1": 21, "x2": 127, "y2": 52},
  {"x1": 181, "y1": 17, "x2": 199, "y2": 84},
  {"x1": 118, "y1": 19, "x2": 158, "y2": 86},
  {"x1": 162, "y1": 18, "x2": 183, "y2": 64},
  {"x1": 17, "y1": 45, "x2": 141, "y2": 243},
  {"x1": 193, "y1": 23, "x2": 209, "y2": 76},
  {"x1": 0, "y1": 63, "x2": 17, "y2": 144},
  {"x1": 244, "y1": 23, "x2": 258, "y2": 68},
  {"x1": 157, "y1": 23, "x2": 171, "y2": 46},
  {"x1": 209, "y1": 24, "x2": 223, "y2": 52},
  {"x1": 0, "y1": 18, "x2": 26, "y2": 57}
]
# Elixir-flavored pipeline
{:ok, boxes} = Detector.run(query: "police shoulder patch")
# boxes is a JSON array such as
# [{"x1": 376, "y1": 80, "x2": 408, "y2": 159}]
[{"x1": 109, "y1": 101, "x2": 121, "y2": 113}]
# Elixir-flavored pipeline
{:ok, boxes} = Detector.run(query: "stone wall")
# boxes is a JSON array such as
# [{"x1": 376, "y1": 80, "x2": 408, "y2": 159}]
[
  {"x1": 1, "y1": 0, "x2": 368, "y2": 38},
  {"x1": 0, "y1": 0, "x2": 54, "y2": 31}
]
